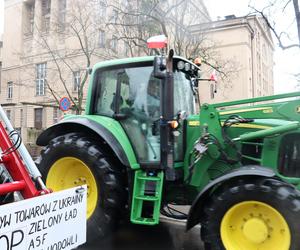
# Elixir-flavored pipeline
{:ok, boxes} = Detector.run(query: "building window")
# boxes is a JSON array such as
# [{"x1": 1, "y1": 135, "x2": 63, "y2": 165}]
[
  {"x1": 124, "y1": 41, "x2": 130, "y2": 56},
  {"x1": 7, "y1": 82, "x2": 13, "y2": 99},
  {"x1": 43, "y1": 17, "x2": 50, "y2": 33},
  {"x1": 73, "y1": 71, "x2": 80, "y2": 91},
  {"x1": 41, "y1": 0, "x2": 51, "y2": 32},
  {"x1": 20, "y1": 109, "x2": 24, "y2": 127},
  {"x1": 122, "y1": 0, "x2": 129, "y2": 7},
  {"x1": 6, "y1": 110, "x2": 11, "y2": 121},
  {"x1": 58, "y1": 0, "x2": 66, "y2": 31},
  {"x1": 99, "y1": 1, "x2": 106, "y2": 17},
  {"x1": 53, "y1": 107, "x2": 59, "y2": 123},
  {"x1": 98, "y1": 30, "x2": 105, "y2": 48},
  {"x1": 210, "y1": 84, "x2": 215, "y2": 99},
  {"x1": 256, "y1": 32, "x2": 261, "y2": 51},
  {"x1": 25, "y1": 3, "x2": 35, "y2": 34},
  {"x1": 36, "y1": 63, "x2": 47, "y2": 96},
  {"x1": 111, "y1": 9, "x2": 118, "y2": 23},
  {"x1": 29, "y1": 4, "x2": 35, "y2": 33},
  {"x1": 34, "y1": 108, "x2": 43, "y2": 129},
  {"x1": 42, "y1": 0, "x2": 51, "y2": 16},
  {"x1": 111, "y1": 36, "x2": 117, "y2": 51}
]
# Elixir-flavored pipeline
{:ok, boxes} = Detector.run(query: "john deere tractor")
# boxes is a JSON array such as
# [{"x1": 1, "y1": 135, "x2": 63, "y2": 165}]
[{"x1": 36, "y1": 47, "x2": 300, "y2": 249}]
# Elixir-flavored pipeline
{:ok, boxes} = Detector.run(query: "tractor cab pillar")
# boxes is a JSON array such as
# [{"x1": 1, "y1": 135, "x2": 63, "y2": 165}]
[{"x1": 153, "y1": 49, "x2": 176, "y2": 181}]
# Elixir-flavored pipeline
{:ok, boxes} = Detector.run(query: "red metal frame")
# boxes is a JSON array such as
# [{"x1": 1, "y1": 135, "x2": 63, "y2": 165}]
[{"x1": 0, "y1": 122, "x2": 40, "y2": 199}]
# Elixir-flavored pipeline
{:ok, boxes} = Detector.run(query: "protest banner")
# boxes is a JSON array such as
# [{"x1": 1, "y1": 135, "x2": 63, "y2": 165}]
[{"x1": 0, "y1": 186, "x2": 87, "y2": 250}]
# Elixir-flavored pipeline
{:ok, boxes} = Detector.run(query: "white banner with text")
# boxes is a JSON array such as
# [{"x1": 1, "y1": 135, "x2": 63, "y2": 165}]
[{"x1": 0, "y1": 186, "x2": 87, "y2": 250}]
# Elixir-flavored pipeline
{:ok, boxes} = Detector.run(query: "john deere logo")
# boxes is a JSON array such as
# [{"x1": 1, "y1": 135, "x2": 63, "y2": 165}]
[
  {"x1": 262, "y1": 108, "x2": 273, "y2": 113},
  {"x1": 188, "y1": 121, "x2": 200, "y2": 126},
  {"x1": 297, "y1": 106, "x2": 300, "y2": 113}
]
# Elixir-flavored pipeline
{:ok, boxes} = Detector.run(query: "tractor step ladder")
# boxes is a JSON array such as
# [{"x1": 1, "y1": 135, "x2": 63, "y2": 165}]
[{"x1": 130, "y1": 170, "x2": 164, "y2": 225}]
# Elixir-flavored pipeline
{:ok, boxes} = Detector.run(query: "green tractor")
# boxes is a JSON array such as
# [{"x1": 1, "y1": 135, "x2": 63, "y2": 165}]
[{"x1": 36, "y1": 45, "x2": 300, "y2": 249}]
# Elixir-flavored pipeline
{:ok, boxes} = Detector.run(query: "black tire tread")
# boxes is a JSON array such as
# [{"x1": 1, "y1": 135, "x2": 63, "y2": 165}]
[
  {"x1": 36, "y1": 132, "x2": 126, "y2": 241},
  {"x1": 200, "y1": 177, "x2": 300, "y2": 250}
]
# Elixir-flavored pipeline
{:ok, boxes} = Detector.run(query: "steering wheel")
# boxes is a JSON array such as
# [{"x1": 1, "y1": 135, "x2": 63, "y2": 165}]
[{"x1": 120, "y1": 107, "x2": 150, "y2": 124}]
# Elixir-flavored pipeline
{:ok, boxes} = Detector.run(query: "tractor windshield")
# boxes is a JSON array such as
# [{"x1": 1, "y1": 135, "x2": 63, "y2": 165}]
[{"x1": 93, "y1": 61, "x2": 196, "y2": 163}]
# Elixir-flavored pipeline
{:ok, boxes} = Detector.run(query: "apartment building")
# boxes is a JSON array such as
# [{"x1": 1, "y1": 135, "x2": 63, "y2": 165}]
[
  {"x1": 1, "y1": 0, "x2": 210, "y2": 155},
  {"x1": 190, "y1": 14, "x2": 274, "y2": 104},
  {"x1": 1, "y1": 0, "x2": 123, "y2": 155}
]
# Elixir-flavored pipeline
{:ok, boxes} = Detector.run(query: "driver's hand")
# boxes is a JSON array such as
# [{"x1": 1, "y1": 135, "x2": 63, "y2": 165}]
[{"x1": 125, "y1": 98, "x2": 134, "y2": 106}]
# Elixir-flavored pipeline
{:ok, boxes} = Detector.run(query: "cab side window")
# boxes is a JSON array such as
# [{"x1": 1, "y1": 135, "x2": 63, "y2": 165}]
[
  {"x1": 94, "y1": 70, "x2": 118, "y2": 116},
  {"x1": 278, "y1": 133, "x2": 300, "y2": 177}
]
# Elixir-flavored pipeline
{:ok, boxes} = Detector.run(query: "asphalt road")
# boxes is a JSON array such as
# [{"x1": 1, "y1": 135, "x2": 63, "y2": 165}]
[{"x1": 79, "y1": 218, "x2": 204, "y2": 250}]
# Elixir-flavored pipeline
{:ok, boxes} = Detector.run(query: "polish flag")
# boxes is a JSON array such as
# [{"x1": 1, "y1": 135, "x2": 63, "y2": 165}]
[
  {"x1": 210, "y1": 71, "x2": 217, "y2": 82},
  {"x1": 147, "y1": 35, "x2": 167, "y2": 49}
]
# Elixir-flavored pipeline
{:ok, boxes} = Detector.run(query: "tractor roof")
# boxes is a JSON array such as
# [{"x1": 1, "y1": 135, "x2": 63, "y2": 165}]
[{"x1": 92, "y1": 55, "x2": 194, "y2": 71}]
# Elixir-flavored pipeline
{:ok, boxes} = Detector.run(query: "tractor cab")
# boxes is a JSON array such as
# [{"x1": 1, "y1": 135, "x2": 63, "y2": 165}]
[{"x1": 89, "y1": 55, "x2": 200, "y2": 169}]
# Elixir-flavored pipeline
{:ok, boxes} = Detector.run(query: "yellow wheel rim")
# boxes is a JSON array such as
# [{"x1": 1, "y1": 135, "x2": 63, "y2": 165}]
[
  {"x1": 221, "y1": 201, "x2": 291, "y2": 250},
  {"x1": 46, "y1": 157, "x2": 98, "y2": 219}
]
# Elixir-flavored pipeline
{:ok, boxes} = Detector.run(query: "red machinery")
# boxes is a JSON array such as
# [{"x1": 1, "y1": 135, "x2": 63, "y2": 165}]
[{"x1": 0, "y1": 106, "x2": 50, "y2": 202}]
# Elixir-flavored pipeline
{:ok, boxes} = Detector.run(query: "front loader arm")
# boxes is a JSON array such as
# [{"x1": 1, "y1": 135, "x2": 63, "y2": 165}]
[
  {"x1": 232, "y1": 121, "x2": 300, "y2": 142},
  {"x1": 215, "y1": 91, "x2": 300, "y2": 122}
]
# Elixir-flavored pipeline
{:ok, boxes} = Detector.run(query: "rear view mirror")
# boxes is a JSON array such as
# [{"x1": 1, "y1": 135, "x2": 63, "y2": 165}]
[{"x1": 153, "y1": 56, "x2": 167, "y2": 79}]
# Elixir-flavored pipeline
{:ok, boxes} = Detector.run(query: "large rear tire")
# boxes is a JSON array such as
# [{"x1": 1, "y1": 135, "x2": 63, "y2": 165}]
[
  {"x1": 36, "y1": 133, "x2": 126, "y2": 242},
  {"x1": 200, "y1": 177, "x2": 300, "y2": 250}
]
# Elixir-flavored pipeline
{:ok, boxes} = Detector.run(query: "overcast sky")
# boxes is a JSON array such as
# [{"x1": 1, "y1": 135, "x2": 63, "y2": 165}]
[
  {"x1": 0, "y1": 0, "x2": 299, "y2": 93},
  {"x1": 204, "y1": 0, "x2": 300, "y2": 94}
]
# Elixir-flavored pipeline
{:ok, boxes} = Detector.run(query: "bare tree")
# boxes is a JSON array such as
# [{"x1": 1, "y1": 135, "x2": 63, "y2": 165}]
[
  {"x1": 105, "y1": 0, "x2": 236, "y2": 81},
  {"x1": 21, "y1": 0, "x2": 237, "y2": 110},
  {"x1": 28, "y1": 0, "x2": 110, "y2": 114},
  {"x1": 249, "y1": 0, "x2": 300, "y2": 50}
]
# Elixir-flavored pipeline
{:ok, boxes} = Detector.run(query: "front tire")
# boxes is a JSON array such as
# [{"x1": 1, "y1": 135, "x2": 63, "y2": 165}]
[
  {"x1": 36, "y1": 133, "x2": 126, "y2": 242},
  {"x1": 201, "y1": 177, "x2": 300, "y2": 250}
]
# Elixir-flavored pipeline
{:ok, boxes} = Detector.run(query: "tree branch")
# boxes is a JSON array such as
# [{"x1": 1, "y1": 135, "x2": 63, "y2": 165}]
[{"x1": 249, "y1": 4, "x2": 300, "y2": 50}]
